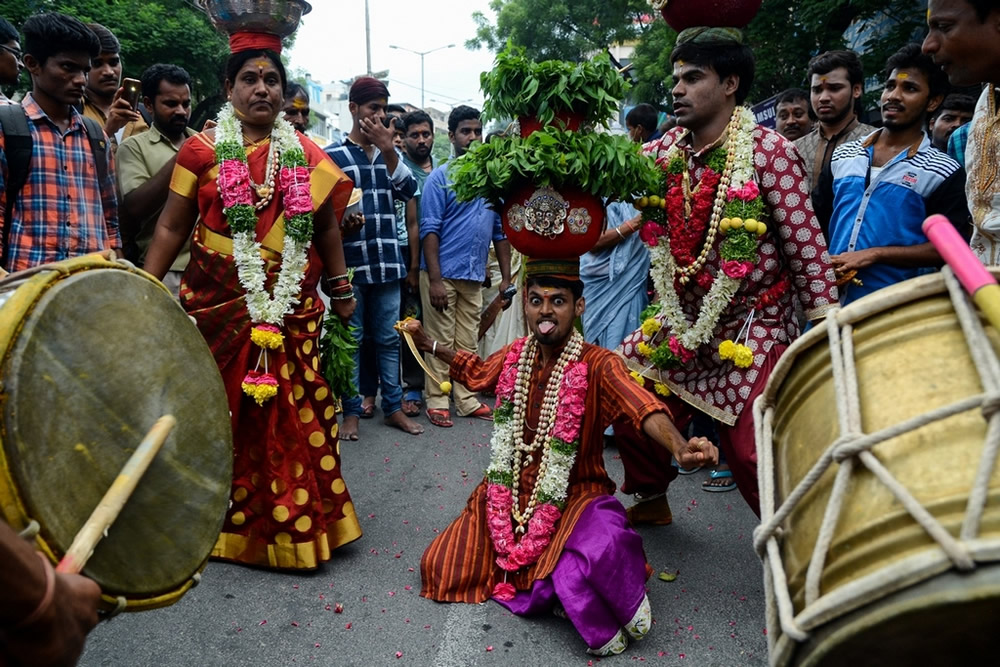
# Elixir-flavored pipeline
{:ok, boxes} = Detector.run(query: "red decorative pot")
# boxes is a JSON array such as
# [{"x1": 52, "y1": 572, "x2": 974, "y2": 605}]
[
  {"x1": 518, "y1": 112, "x2": 585, "y2": 138},
  {"x1": 501, "y1": 183, "x2": 605, "y2": 258},
  {"x1": 660, "y1": 0, "x2": 762, "y2": 31}
]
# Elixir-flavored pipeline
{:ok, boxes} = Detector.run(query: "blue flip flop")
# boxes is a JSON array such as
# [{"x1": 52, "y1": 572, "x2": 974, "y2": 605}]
[{"x1": 702, "y1": 468, "x2": 737, "y2": 492}]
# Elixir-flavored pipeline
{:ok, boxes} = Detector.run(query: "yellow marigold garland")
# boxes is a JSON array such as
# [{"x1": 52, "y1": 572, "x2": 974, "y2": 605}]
[
  {"x1": 250, "y1": 324, "x2": 284, "y2": 350},
  {"x1": 641, "y1": 318, "x2": 660, "y2": 338},
  {"x1": 733, "y1": 345, "x2": 754, "y2": 368},
  {"x1": 241, "y1": 372, "x2": 279, "y2": 405},
  {"x1": 629, "y1": 371, "x2": 646, "y2": 387},
  {"x1": 654, "y1": 382, "x2": 671, "y2": 397},
  {"x1": 718, "y1": 338, "x2": 754, "y2": 367}
]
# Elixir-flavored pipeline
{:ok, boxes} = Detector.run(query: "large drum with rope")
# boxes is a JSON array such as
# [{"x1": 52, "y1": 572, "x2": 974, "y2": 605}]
[
  {"x1": 0, "y1": 254, "x2": 233, "y2": 612},
  {"x1": 754, "y1": 268, "x2": 1000, "y2": 666}
]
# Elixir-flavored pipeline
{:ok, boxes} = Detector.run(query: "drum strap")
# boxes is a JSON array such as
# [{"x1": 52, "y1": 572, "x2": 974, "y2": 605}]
[{"x1": 0, "y1": 105, "x2": 109, "y2": 269}]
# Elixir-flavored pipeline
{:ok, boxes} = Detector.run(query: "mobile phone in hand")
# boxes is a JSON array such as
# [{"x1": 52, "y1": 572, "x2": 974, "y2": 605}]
[{"x1": 122, "y1": 78, "x2": 141, "y2": 109}]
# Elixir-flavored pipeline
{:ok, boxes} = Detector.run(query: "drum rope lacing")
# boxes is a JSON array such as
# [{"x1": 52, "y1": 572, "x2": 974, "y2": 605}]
[{"x1": 752, "y1": 267, "x2": 1000, "y2": 656}]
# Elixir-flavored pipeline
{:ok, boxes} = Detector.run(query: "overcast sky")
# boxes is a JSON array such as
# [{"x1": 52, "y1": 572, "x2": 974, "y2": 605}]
[{"x1": 286, "y1": 0, "x2": 498, "y2": 111}]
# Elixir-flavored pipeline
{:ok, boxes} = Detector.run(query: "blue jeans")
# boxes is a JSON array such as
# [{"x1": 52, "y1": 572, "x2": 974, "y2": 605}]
[{"x1": 343, "y1": 281, "x2": 403, "y2": 418}]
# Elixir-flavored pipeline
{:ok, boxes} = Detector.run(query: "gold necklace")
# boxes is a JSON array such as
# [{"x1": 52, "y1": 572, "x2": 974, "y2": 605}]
[
  {"x1": 974, "y1": 84, "x2": 1000, "y2": 198},
  {"x1": 243, "y1": 132, "x2": 279, "y2": 207}
]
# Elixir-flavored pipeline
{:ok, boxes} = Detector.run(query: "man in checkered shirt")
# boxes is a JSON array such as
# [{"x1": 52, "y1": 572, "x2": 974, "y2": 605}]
[
  {"x1": 0, "y1": 13, "x2": 120, "y2": 273},
  {"x1": 325, "y1": 77, "x2": 421, "y2": 439}
]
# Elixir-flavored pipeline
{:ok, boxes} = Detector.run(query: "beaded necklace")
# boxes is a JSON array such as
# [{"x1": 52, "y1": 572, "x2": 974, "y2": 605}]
[{"x1": 485, "y1": 332, "x2": 588, "y2": 584}]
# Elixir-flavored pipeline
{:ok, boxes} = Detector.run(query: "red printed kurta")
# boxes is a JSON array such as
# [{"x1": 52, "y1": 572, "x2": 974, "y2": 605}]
[
  {"x1": 169, "y1": 133, "x2": 362, "y2": 569},
  {"x1": 620, "y1": 126, "x2": 838, "y2": 425},
  {"x1": 420, "y1": 341, "x2": 667, "y2": 603}
]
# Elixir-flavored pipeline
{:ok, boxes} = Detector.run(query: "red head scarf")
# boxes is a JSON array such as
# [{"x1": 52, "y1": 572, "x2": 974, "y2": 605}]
[
  {"x1": 350, "y1": 77, "x2": 390, "y2": 105},
  {"x1": 230, "y1": 31, "x2": 282, "y2": 54}
]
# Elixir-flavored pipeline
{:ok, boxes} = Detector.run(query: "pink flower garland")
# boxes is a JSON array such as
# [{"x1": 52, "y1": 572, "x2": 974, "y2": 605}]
[
  {"x1": 668, "y1": 335, "x2": 696, "y2": 364},
  {"x1": 218, "y1": 160, "x2": 253, "y2": 207},
  {"x1": 639, "y1": 221, "x2": 667, "y2": 247},
  {"x1": 492, "y1": 582, "x2": 516, "y2": 601},
  {"x1": 281, "y1": 166, "x2": 313, "y2": 216},
  {"x1": 727, "y1": 180, "x2": 759, "y2": 202},
  {"x1": 495, "y1": 503, "x2": 562, "y2": 572},
  {"x1": 494, "y1": 338, "x2": 527, "y2": 403},
  {"x1": 551, "y1": 361, "x2": 586, "y2": 443},
  {"x1": 721, "y1": 259, "x2": 754, "y2": 279},
  {"x1": 487, "y1": 347, "x2": 587, "y2": 599},
  {"x1": 486, "y1": 484, "x2": 516, "y2": 555}
]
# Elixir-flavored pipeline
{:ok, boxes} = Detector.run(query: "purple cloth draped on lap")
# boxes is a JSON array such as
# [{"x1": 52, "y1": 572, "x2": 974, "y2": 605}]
[{"x1": 494, "y1": 496, "x2": 647, "y2": 649}]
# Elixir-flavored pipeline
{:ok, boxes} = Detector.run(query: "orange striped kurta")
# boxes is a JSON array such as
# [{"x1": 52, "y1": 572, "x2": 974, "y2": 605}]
[{"x1": 420, "y1": 341, "x2": 668, "y2": 603}]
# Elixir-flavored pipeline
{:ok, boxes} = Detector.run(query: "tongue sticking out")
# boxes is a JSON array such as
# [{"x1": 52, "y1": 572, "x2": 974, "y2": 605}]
[{"x1": 538, "y1": 321, "x2": 556, "y2": 335}]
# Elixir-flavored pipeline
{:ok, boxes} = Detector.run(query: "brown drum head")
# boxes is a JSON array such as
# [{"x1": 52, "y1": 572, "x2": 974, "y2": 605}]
[{"x1": 1, "y1": 267, "x2": 232, "y2": 599}]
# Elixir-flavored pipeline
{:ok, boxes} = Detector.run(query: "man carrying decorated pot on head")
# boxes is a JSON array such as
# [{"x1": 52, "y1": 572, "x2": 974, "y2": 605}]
[
  {"x1": 407, "y1": 38, "x2": 718, "y2": 656},
  {"x1": 406, "y1": 251, "x2": 717, "y2": 656},
  {"x1": 615, "y1": 16, "x2": 839, "y2": 520}
]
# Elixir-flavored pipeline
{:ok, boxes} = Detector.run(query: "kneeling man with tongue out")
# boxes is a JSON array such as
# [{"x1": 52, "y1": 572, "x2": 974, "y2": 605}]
[{"x1": 405, "y1": 257, "x2": 716, "y2": 656}]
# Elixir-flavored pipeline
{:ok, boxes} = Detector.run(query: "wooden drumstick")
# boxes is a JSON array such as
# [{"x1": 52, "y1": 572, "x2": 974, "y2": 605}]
[
  {"x1": 923, "y1": 214, "x2": 1000, "y2": 333},
  {"x1": 56, "y1": 415, "x2": 177, "y2": 574},
  {"x1": 394, "y1": 319, "x2": 452, "y2": 394}
]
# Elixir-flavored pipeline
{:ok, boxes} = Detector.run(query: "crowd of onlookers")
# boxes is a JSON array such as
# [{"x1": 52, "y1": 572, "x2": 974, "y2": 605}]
[
  {"x1": 2, "y1": 2, "x2": 1000, "y2": 663},
  {"x1": 1, "y1": 4, "x2": 999, "y2": 443}
]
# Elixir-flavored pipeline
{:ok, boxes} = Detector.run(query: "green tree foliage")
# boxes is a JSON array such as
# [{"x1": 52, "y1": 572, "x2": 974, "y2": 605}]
[
  {"x1": 5, "y1": 0, "x2": 230, "y2": 108},
  {"x1": 744, "y1": 0, "x2": 927, "y2": 104},
  {"x1": 469, "y1": 0, "x2": 929, "y2": 111},
  {"x1": 468, "y1": 0, "x2": 652, "y2": 62},
  {"x1": 628, "y1": 19, "x2": 675, "y2": 108}
]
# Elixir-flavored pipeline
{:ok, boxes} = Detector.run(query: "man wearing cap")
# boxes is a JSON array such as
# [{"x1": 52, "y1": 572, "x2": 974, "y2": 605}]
[
  {"x1": 616, "y1": 26, "x2": 839, "y2": 519},
  {"x1": 325, "y1": 77, "x2": 421, "y2": 439},
  {"x1": 405, "y1": 258, "x2": 716, "y2": 656}
]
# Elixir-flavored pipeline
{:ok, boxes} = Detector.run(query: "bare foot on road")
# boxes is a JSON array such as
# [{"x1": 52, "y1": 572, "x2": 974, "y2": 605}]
[
  {"x1": 385, "y1": 410, "x2": 424, "y2": 435},
  {"x1": 341, "y1": 415, "x2": 360, "y2": 441}
]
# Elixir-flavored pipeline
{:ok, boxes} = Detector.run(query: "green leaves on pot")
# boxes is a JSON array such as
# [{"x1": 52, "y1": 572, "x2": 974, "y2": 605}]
[
  {"x1": 449, "y1": 127, "x2": 662, "y2": 208},
  {"x1": 480, "y1": 43, "x2": 630, "y2": 126}
]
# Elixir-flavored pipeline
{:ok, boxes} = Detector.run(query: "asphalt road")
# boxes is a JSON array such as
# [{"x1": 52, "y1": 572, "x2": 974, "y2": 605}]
[{"x1": 79, "y1": 406, "x2": 768, "y2": 667}]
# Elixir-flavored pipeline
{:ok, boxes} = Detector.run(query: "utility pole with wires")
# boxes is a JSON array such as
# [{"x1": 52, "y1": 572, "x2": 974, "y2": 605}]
[{"x1": 364, "y1": 0, "x2": 372, "y2": 76}]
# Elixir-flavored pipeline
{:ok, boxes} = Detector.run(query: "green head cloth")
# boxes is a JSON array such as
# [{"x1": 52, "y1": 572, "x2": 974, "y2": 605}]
[{"x1": 675, "y1": 26, "x2": 744, "y2": 47}]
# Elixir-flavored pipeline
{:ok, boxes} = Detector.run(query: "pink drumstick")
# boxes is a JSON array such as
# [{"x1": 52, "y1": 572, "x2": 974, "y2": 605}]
[{"x1": 923, "y1": 214, "x2": 1000, "y2": 333}]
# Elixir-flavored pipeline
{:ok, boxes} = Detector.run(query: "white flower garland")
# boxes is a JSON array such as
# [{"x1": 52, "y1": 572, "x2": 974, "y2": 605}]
[
  {"x1": 216, "y1": 103, "x2": 312, "y2": 326},
  {"x1": 650, "y1": 107, "x2": 757, "y2": 351},
  {"x1": 487, "y1": 332, "x2": 585, "y2": 520}
]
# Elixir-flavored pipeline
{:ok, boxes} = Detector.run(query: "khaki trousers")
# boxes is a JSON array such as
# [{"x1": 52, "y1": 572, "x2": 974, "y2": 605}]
[{"x1": 420, "y1": 271, "x2": 483, "y2": 414}]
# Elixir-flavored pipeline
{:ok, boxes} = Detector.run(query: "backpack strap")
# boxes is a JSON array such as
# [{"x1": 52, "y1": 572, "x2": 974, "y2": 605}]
[
  {"x1": 80, "y1": 115, "x2": 109, "y2": 187},
  {"x1": 0, "y1": 110, "x2": 109, "y2": 269},
  {"x1": 0, "y1": 104, "x2": 33, "y2": 270}
]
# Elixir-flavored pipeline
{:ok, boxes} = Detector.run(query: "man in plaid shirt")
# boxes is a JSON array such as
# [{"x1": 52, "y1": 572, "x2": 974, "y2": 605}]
[
  {"x1": 0, "y1": 13, "x2": 120, "y2": 273},
  {"x1": 325, "y1": 77, "x2": 420, "y2": 439}
]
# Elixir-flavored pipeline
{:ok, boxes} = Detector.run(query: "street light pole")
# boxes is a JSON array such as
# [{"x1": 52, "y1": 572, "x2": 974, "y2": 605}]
[{"x1": 389, "y1": 43, "x2": 456, "y2": 109}]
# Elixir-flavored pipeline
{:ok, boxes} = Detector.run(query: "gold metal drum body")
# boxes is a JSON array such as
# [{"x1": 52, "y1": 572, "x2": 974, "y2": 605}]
[
  {"x1": 0, "y1": 256, "x2": 233, "y2": 611},
  {"x1": 758, "y1": 270, "x2": 1000, "y2": 666}
]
